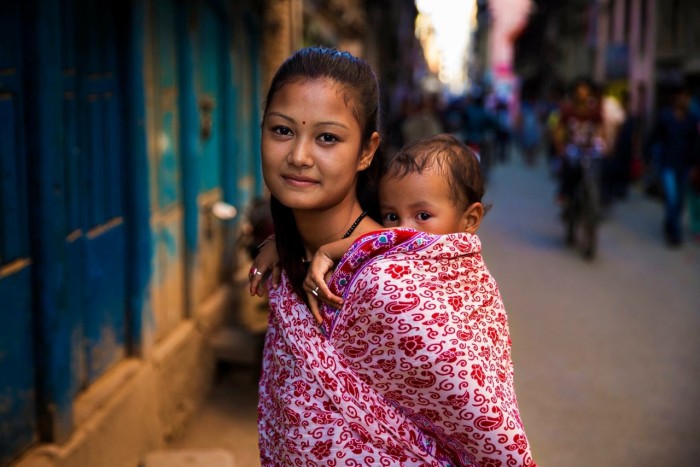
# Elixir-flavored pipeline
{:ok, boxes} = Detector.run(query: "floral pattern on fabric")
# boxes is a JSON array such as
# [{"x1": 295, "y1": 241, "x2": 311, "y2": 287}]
[{"x1": 258, "y1": 229, "x2": 536, "y2": 466}]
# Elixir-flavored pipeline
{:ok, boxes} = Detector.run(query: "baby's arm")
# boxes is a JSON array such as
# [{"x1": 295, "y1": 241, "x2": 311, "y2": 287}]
[
  {"x1": 248, "y1": 235, "x2": 281, "y2": 296},
  {"x1": 303, "y1": 237, "x2": 355, "y2": 324}
]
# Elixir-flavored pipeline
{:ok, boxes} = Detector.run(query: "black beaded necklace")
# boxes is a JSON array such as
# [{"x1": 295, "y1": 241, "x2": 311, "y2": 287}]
[
  {"x1": 302, "y1": 210, "x2": 367, "y2": 264},
  {"x1": 342, "y1": 210, "x2": 368, "y2": 239}
]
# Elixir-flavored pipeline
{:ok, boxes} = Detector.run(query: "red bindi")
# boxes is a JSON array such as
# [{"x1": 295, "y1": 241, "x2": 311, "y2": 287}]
[{"x1": 302, "y1": 120, "x2": 306, "y2": 125}]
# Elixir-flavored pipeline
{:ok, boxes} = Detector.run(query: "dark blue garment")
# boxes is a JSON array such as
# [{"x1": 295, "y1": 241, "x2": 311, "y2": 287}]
[
  {"x1": 463, "y1": 103, "x2": 496, "y2": 146},
  {"x1": 662, "y1": 166, "x2": 689, "y2": 245},
  {"x1": 653, "y1": 108, "x2": 699, "y2": 170},
  {"x1": 652, "y1": 108, "x2": 699, "y2": 244}
]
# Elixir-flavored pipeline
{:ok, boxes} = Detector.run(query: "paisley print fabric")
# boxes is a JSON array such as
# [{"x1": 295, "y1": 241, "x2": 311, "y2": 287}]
[{"x1": 258, "y1": 229, "x2": 536, "y2": 466}]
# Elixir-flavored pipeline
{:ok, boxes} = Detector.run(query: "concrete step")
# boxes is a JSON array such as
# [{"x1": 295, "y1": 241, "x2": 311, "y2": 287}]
[
  {"x1": 207, "y1": 326, "x2": 265, "y2": 365},
  {"x1": 141, "y1": 448, "x2": 235, "y2": 467}
]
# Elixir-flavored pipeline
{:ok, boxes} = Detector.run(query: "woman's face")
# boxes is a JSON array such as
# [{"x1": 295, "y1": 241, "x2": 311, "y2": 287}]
[{"x1": 261, "y1": 78, "x2": 377, "y2": 212}]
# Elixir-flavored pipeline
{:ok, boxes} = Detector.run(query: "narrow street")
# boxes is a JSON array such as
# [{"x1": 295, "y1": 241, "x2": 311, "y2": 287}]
[
  {"x1": 481, "y1": 154, "x2": 700, "y2": 466},
  {"x1": 168, "y1": 154, "x2": 700, "y2": 467}
]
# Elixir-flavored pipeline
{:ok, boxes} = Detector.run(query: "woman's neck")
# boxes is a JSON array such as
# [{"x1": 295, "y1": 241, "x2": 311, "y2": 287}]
[{"x1": 294, "y1": 203, "x2": 381, "y2": 259}]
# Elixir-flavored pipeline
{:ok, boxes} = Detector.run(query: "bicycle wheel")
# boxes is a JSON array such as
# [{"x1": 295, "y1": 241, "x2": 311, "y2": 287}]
[
  {"x1": 564, "y1": 175, "x2": 585, "y2": 248},
  {"x1": 564, "y1": 202, "x2": 577, "y2": 247},
  {"x1": 580, "y1": 180, "x2": 599, "y2": 260},
  {"x1": 581, "y1": 210, "x2": 597, "y2": 259}
]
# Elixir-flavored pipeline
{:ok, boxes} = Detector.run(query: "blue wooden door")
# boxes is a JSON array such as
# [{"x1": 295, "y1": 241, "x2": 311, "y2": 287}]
[
  {"x1": 195, "y1": 2, "x2": 225, "y2": 194},
  {"x1": 149, "y1": 0, "x2": 187, "y2": 337},
  {"x1": 230, "y1": 5, "x2": 263, "y2": 202},
  {"x1": 25, "y1": 0, "x2": 128, "y2": 447},
  {"x1": 30, "y1": 0, "x2": 128, "y2": 440},
  {"x1": 0, "y1": 2, "x2": 38, "y2": 463},
  {"x1": 67, "y1": 0, "x2": 127, "y2": 385},
  {"x1": 189, "y1": 1, "x2": 228, "y2": 300},
  {"x1": 3, "y1": 0, "x2": 130, "y2": 459}
]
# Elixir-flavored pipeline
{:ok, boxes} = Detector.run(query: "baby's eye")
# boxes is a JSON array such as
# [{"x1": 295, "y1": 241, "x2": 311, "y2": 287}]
[
  {"x1": 319, "y1": 133, "x2": 340, "y2": 143},
  {"x1": 382, "y1": 212, "x2": 399, "y2": 224},
  {"x1": 417, "y1": 212, "x2": 432, "y2": 221}
]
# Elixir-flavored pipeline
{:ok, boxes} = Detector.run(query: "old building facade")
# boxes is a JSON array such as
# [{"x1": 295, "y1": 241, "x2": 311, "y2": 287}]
[{"x1": 0, "y1": 1, "x2": 301, "y2": 466}]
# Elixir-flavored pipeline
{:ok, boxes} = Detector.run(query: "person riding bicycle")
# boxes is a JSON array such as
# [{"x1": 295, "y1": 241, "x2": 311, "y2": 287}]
[{"x1": 554, "y1": 77, "x2": 605, "y2": 209}]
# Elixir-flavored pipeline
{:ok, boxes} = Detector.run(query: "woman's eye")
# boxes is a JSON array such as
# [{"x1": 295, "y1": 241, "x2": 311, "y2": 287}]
[
  {"x1": 417, "y1": 212, "x2": 431, "y2": 221},
  {"x1": 272, "y1": 126, "x2": 292, "y2": 136},
  {"x1": 319, "y1": 133, "x2": 339, "y2": 143}
]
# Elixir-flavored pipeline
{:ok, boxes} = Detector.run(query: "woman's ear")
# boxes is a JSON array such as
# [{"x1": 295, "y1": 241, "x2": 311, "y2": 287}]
[
  {"x1": 358, "y1": 131, "x2": 380, "y2": 171},
  {"x1": 461, "y1": 202, "x2": 484, "y2": 234}
]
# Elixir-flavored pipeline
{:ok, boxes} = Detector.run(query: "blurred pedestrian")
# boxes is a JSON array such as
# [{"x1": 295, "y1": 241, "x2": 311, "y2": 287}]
[
  {"x1": 685, "y1": 92, "x2": 700, "y2": 243},
  {"x1": 553, "y1": 77, "x2": 604, "y2": 206},
  {"x1": 649, "y1": 83, "x2": 700, "y2": 247},
  {"x1": 493, "y1": 94, "x2": 512, "y2": 164},
  {"x1": 600, "y1": 90, "x2": 627, "y2": 207},
  {"x1": 544, "y1": 83, "x2": 566, "y2": 177},
  {"x1": 462, "y1": 87, "x2": 497, "y2": 180},
  {"x1": 515, "y1": 94, "x2": 542, "y2": 166},
  {"x1": 689, "y1": 162, "x2": 700, "y2": 242},
  {"x1": 400, "y1": 93, "x2": 444, "y2": 145},
  {"x1": 610, "y1": 91, "x2": 643, "y2": 201}
]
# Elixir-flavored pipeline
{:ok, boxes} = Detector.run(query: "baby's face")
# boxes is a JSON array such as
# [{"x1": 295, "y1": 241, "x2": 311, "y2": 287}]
[{"x1": 378, "y1": 166, "x2": 468, "y2": 235}]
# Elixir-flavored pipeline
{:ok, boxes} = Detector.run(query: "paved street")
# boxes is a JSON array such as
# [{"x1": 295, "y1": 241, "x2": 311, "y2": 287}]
[
  {"x1": 168, "y1": 156, "x2": 700, "y2": 467},
  {"x1": 481, "y1": 157, "x2": 700, "y2": 466}
]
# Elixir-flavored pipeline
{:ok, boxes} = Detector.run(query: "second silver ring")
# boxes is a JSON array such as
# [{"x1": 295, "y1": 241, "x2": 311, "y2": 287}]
[{"x1": 311, "y1": 286, "x2": 320, "y2": 297}]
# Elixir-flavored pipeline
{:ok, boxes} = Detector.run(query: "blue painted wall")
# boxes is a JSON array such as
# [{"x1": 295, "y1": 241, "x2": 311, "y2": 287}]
[
  {"x1": 0, "y1": 14, "x2": 35, "y2": 463},
  {"x1": 0, "y1": 0, "x2": 264, "y2": 463}
]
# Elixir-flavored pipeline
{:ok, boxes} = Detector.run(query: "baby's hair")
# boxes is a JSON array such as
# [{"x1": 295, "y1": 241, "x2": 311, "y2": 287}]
[{"x1": 381, "y1": 133, "x2": 486, "y2": 210}]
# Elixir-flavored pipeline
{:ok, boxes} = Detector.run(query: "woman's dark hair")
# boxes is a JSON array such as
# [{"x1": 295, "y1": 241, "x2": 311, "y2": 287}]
[
  {"x1": 380, "y1": 133, "x2": 486, "y2": 210},
  {"x1": 264, "y1": 46, "x2": 382, "y2": 299}
]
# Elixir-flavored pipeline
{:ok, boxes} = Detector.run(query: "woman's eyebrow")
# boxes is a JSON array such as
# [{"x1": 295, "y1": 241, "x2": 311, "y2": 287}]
[
  {"x1": 266, "y1": 112, "x2": 349, "y2": 130},
  {"x1": 314, "y1": 121, "x2": 350, "y2": 130},
  {"x1": 266, "y1": 111, "x2": 294, "y2": 123}
]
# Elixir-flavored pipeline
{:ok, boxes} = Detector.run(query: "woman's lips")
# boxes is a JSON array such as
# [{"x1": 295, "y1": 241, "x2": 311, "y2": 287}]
[{"x1": 283, "y1": 174, "x2": 318, "y2": 187}]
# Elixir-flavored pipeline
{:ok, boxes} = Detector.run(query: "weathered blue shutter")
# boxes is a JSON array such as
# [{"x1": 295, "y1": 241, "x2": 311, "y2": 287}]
[
  {"x1": 148, "y1": 0, "x2": 188, "y2": 337},
  {"x1": 0, "y1": 2, "x2": 38, "y2": 462},
  {"x1": 75, "y1": 0, "x2": 127, "y2": 383},
  {"x1": 195, "y1": 2, "x2": 225, "y2": 193}
]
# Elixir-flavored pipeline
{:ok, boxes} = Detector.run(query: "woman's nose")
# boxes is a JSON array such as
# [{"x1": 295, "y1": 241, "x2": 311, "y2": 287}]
[{"x1": 286, "y1": 140, "x2": 313, "y2": 167}]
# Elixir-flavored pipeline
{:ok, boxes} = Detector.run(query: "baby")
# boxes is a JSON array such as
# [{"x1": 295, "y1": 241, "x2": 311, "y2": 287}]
[{"x1": 250, "y1": 133, "x2": 487, "y2": 322}]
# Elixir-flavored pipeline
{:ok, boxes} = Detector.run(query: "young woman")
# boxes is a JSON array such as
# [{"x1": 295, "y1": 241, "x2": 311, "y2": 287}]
[{"x1": 257, "y1": 47, "x2": 536, "y2": 466}]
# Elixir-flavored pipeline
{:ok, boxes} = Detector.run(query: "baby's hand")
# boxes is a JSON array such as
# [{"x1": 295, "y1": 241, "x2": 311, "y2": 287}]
[
  {"x1": 303, "y1": 248, "x2": 343, "y2": 324},
  {"x1": 248, "y1": 236, "x2": 281, "y2": 296}
]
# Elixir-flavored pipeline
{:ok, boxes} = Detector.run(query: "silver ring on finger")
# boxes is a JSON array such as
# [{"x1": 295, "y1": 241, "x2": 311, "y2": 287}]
[{"x1": 311, "y1": 286, "x2": 319, "y2": 297}]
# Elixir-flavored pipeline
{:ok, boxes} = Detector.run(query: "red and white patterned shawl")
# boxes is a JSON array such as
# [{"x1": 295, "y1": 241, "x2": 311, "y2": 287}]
[{"x1": 258, "y1": 229, "x2": 536, "y2": 466}]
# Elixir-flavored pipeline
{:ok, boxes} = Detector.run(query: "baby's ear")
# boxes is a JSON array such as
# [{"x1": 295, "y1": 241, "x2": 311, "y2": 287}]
[{"x1": 462, "y1": 202, "x2": 484, "y2": 234}]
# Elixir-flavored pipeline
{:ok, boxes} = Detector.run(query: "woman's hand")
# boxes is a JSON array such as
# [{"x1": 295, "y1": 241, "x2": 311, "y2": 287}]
[
  {"x1": 248, "y1": 236, "x2": 281, "y2": 296},
  {"x1": 303, "y1": 248, "x2": 343, "y2": 324}
]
